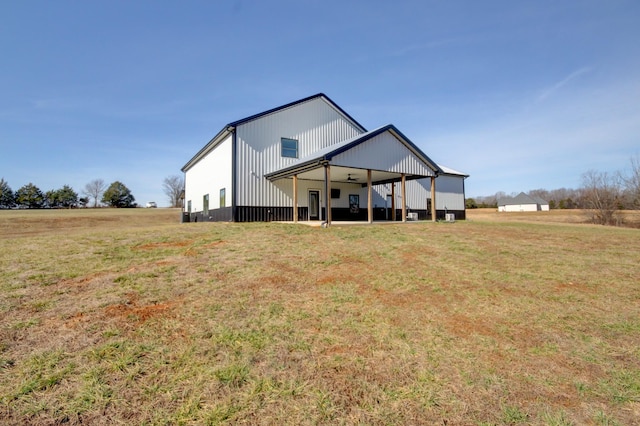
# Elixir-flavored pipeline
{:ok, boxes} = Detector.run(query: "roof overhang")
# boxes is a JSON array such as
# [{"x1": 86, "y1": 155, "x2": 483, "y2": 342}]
[
  {"x1": 437, "y1": 164, "x2": 469, "y2": 178},
  {"x1": 181, "y1": 125, "x2": 234, "y2": 172},
  {"x1": 264, "y1": 124, "x2": 442, "y2": 183}
]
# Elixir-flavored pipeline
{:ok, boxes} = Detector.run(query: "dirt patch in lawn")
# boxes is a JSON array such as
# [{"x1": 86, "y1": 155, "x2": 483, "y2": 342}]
[{"x1": 104, "y1": 293, "x2": 177, "y2": 325}]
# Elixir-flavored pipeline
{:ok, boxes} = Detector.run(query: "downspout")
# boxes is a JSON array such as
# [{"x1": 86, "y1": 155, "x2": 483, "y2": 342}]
[
  {"x1": 462, "y1": 175, "x2": 467, "y2": 219},
  {"x1": 231, "y1": 128, "x2": 237, "y2": 222}
]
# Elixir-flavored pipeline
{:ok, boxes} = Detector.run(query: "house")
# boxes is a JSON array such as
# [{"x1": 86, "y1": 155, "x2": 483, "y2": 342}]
[
  {"x1": 498, "y1": 192, "x2": 550, "y2": 212},
  {"x1": 181, "y1": 93, "x2": 468, "y2": 225}
]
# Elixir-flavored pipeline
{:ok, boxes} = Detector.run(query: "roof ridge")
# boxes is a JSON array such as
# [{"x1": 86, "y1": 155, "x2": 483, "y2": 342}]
[{"x1": 228, "y1": 93, "x2": 367, "y2": 132}]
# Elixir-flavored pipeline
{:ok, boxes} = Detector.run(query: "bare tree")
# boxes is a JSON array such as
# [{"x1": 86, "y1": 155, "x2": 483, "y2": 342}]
[
  {"x1": 528, "y1": 188, "x2": 550, "y2": 202},
  {"x1": 623, "y1": 155, "x2": 640, "y2": 209},
  {"x1": 580, "y1": 169, "x2": 623, "y2": 225},
  {"x1": 84, "y1": 179, "x2": 106, "y2": 208},
  {"x1": 162, "y1": 175, "x2": 185, "y2": 208},
  {"x1": 549, "y1": 187, "x2": 580, "y2": 209}
]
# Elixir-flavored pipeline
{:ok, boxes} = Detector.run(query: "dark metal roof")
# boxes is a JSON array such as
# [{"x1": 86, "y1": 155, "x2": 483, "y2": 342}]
[{"x1": 228, "y1": 93, "x2": 367, "y2": 132}]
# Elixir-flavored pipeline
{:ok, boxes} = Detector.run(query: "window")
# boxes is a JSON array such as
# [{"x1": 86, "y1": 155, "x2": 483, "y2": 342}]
[
  {"x1": 220, "y1": 188, "x2": 226, "y2": 208},
  {"x1": 203, "y1": 194, "x2": 209, "y2": 215},
  {"x1": 281, "y1": 138, "x2": 298, "y2": 158},
  {"x1": 187, "y1": 200, "x2": 192, "y2": 213}
]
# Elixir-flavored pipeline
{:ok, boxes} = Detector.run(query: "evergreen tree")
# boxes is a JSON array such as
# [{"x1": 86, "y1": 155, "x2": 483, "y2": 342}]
[
  {"x1": 46, "y1": 185, "x2": 78, "y2": 208},
  {"x1": 56, "y1": 185, "x2": 79, "y2": 208},
  {"x1": 0, "y1": 178, "x2": 15, "y2": 209},
  {"x1": 15, "y1": 183, "x2": 45, "y2": 209},
  {"x1": 101, "y1": 181, "x2": 136, "y2": 208},
  {"x1": 45, "y1": 189, "x2": 57, "y2": 208}
]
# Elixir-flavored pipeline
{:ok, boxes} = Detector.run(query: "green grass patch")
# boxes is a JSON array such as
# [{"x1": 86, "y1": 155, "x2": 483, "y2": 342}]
[{"x1": 0, "y1": 209, "x2": 639, "y2": 424}]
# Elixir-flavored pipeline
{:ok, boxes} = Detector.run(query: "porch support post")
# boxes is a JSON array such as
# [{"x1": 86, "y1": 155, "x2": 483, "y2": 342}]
[
  {"x1": 367, "y1": 169, "x2": 373, "y2": 224},
  {"x1": 324, "y1": 163, "x2": 331, "y2": 226},
  {"x1": 293, "y1": 174, "x2": 298, "y2": 223},
  {"x1": 401, "y1": 173, "x2": 407, "y2": 222},
  {"x1": 430, "y1": 176, "x2": 436, "y2": 222},
  {"x1": 391, "y1": 182, "x2": 396, "y2": 221}
]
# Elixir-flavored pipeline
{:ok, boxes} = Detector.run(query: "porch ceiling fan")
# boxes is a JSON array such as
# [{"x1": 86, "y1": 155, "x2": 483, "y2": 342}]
[{"x1": 347, "y1": 174, "x2": 358, "y2": 182}]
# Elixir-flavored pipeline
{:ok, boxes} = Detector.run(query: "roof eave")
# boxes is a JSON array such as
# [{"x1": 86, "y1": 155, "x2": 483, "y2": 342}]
[
  {"x1": 325, "y1": 124, "x2": 441, "y2": 175},
  {"x1": 264, "y1": 159, "x2": 324, "y2": 181},
  {"x1": 387, "y1": 126, "x2": 443, "y2": 175},
  {"x1": 181, "y1": 125, "x2": 234, "y2": 172},
  {"x1": 229, "y1": 93, "x2": 367, "y2": 133}
]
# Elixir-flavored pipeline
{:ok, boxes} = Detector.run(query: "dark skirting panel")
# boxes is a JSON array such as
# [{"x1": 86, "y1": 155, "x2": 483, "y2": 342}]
[
  {"x1": 236, "y1": 206, "x2": 293, "y2": 222},
  {"x1": 189, "y1": 206, "x2": 233, "y2": 223},
  {"x1": 185, "y1": 206, "x2": 466, "y2": 222}
]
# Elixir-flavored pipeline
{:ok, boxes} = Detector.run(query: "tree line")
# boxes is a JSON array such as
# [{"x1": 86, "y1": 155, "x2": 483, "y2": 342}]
[
  {"x1": 467, "y1": 156, "x2": 640, "y2": 226},
  {"x1": 0, "y1": 175, "x2": 185, "y2": 209},
  {"x1": 0, "y1": 179, "x2": 136, "y2": 209}
]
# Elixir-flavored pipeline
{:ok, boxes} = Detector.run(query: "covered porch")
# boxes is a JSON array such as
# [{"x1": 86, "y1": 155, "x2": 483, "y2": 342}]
[{"x1": 264, "y1": 125, "x2": 441, "y2": 227}]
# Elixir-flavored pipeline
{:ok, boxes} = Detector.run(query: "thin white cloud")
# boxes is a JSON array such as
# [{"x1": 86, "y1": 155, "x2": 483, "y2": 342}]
[
  {"x1": 418, "y1": 74, "x2": 640, "y2": 196},
  {"x1": 537, "y1": 67, "x2": 592, "y2": 101},
  {"x1": 392, "y1": 37, "x2": 464, "y2": 57}
]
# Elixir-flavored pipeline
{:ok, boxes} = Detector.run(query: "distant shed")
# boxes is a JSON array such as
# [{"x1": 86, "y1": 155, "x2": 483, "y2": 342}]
[{"x1": 498, "y1": 192, "x2": 549, "y2": 212}]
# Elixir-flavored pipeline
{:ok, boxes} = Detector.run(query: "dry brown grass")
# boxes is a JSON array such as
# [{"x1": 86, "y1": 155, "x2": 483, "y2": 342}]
[
  {"x1": 1, "y1": 208, "x2": 639, "y2": 425},
  {"x1": 0, "y1": 208, "x2": 179, "y2": 238},
  {"x1": 467, "y1": 208, "x2": 640, "y2": 228}
]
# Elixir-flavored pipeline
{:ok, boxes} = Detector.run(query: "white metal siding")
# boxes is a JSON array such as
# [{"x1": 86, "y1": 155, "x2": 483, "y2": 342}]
[
  {"x1": 331, "y1": 132, "x2": 436, "y2": 176},
  {"x1": 373, "y1": 175, "x2": 466, "y2": 212},
  {"x1": 434, "y1": 175, "x2": 465, "y2": 210},
  {"x1": 235, "y1": 97, "x2": 364, "y2": 207},
  {"x1": 184, "y1": 134, "x2": 232, "y2": 212},
  {"x1": 274, "y1": 180, "x2": 367, "y2": 210},
  {"x1": 502, "y1": 204, "x2": 538, "y2": 212},
  {"x1": 372, "y1": 181, "x2": 427, "y2": 211}
]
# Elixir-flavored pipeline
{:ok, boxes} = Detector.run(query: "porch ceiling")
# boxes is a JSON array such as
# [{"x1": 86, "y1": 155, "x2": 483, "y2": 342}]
[{"x1": 293, "y1": 165, "x2": 409, "y2": 186}]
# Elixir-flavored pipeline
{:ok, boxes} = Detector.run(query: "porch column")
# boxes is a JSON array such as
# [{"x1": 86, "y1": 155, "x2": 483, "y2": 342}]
[
  {"x1": 324, "y1": 163, "x2": 331, "y2": 226},
  {"x1": 391, "y1": 182, "x2": 396, "y2": 221},
  {"x1": 401, "y1": 173, "x2": 407, "y2": 222},
  {"x1": 293, "y1": 174, "x2": 298, "y2": 223},
  {"x1": 367, "y1": 169, "x2": 373, "y2": 224},
  {"x1": 430, "y1": 176, "x2": 436, "y2": 222}
]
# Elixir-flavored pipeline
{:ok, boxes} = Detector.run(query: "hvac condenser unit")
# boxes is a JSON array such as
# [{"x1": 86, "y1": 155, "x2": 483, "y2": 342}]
[
  {"x1": 407, "y1": 212, "x2": 418, "y2": 221},
  {"x1": 445, "y1": 213, "x2": 455, "y2": 222}
]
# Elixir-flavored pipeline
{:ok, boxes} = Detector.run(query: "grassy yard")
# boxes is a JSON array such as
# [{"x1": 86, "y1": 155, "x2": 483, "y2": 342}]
[{"x1": 1, "y1": 208, "x2": 639, "y2": 425}]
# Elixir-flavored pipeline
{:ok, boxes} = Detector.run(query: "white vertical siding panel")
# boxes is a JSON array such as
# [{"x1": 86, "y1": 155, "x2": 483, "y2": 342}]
[
  {"x1": 404, "y1": 180, "x2": 430, "y2": 210},
  {"x1": 184, "y1": 135, "x2": 232, "y2": 212},
  {"x1": 434, "y1": 175, "x2": 465, "y2": 210},
  {"x1": 332, "y1": 132, "x2": 435, "y2": 176},
  {"x1": 235, "y1": 97, "x2": 363, "y2": 207},
  {"x1": 373, "y1": 177, "x2": 466, "y2": 212},
  {"x1": 404, "y1": 177, "x2": 466, "y2": 211},
  {"x1": 504, "y1": 204, "x2": 538, "y2": 212}
]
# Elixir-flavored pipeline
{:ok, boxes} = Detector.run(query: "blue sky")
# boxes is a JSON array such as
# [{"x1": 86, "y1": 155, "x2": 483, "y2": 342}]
[{"x1": 2, "y1": 1, "x2": 639, "y2": 206}]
